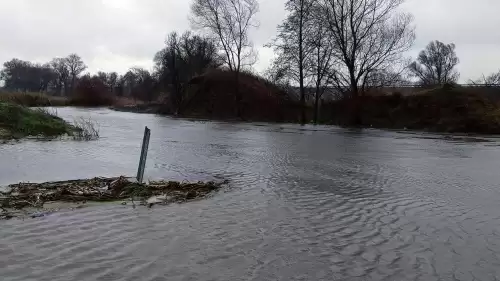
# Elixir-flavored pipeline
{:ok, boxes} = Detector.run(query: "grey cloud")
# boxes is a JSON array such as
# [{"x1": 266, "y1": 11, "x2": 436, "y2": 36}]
[
  {"x1": 403, "y1": 0, "x2": 500, "y2": 80},
  {"x1": 0, "y1": 0, "x2": 499, "y2": 81}
]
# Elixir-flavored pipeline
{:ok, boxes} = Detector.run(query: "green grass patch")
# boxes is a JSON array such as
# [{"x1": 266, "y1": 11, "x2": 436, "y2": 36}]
[{"x1": 0, "y1": 102, "x2": 74, "y2": 139}]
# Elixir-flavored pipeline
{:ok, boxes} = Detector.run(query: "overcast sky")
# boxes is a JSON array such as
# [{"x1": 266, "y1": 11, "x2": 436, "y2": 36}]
[{"x1": 0, "y1": 0, "x2": 499, "y2": 82}]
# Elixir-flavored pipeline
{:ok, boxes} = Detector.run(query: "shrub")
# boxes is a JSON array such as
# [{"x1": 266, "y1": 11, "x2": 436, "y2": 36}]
[
  {"x1": 325, "y1": 85, "x2": 500, "y2": 134},
  {"x1": 72, "y1": 117, "x2": 100, "y2": 141},
  {"x1": 71, "y1": 76, "x2": 114, "y2": 106},
  {"x1": 182, "y1": 69, "x2": 300, "y2": 122}
]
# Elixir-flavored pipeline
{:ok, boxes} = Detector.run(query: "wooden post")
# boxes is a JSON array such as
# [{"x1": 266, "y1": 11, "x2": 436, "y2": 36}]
[{"x1": 136, "y1": 126, "x2": 151, "y2": 183}]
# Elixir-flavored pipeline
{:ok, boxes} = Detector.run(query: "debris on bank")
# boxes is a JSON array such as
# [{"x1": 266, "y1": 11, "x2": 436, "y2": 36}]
[{"x1": 0, "y1": 176, "x2": 227, "y2": 219}]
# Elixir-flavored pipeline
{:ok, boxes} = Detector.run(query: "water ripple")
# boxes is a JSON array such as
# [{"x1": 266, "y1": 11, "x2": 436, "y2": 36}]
[{"x1": 2, "y1": 108, "x2": 500, "y2": 280}]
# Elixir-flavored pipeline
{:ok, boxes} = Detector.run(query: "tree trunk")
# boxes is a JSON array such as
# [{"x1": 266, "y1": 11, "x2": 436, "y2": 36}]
[
  {"x1": 298, "y1": 11, "x2": 306, "y2": 125},
  {"x1": 314, "y1": 86, "x2": 320, "y2": 124},
  {"x1": 350, "y1": 86, "x2": 362, "y2": 126},
  {"x1": 299, "y1": 75, "x2": 306, "y2": 124},
  {"x1": 63, "y1": 81, "x2": 69, "y2": 96},
  {"x1": 71, "y1": 76, "x2": 76, "y2": 96},
  {"x1": 235, "y1": 71, "x2": 242, "y2": 119},
  {"x1": 348, "y1": 68, "x2": 362, "y2": 126},
  {"x1": 56, "y1": 83, "x2": 62, "y2": 96},
  {"x1": 171, "y1": 50, "x2": 181, "y2": 115}
]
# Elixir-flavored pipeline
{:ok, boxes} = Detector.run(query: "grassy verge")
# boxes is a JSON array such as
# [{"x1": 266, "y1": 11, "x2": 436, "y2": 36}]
[
  {"x1": 0, "y1": 92, "x2": 148, "y2": 108},
  {"x1": 0, "y1": 102, "x2": 99, "y2": 140},
  {"x1": 0, "y1": 102, "x2": 73, "y2": 139},
  {"x1": 323, "y1": 86, "x2": 500, "y2": 134},
  {"x1": 0, "y1": 92, "x2": 69, "y2": 107}
]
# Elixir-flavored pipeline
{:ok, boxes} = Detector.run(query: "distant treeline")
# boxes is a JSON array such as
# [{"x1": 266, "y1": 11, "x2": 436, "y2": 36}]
[
  {"x1": 1, "y1": 0, "x2": 500, "y2": 124},
  {"x1": 0, "y1": 31, "x2": 223, "y2": 107}
]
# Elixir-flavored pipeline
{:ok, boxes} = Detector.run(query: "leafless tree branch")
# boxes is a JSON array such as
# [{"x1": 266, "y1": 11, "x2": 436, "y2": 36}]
[{"x1": 409, "y1": 40, "x2": 459, "y2": 86}]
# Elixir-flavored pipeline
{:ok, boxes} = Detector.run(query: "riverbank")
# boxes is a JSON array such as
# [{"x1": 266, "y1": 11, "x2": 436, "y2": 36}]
[
  {"x1": 0, "y1": 176, "x2": 227, "y2": 219},
  {"x1": 0, "y1": 102, "x2": 76, "y2": 140},
  {"x1": 323, "y1": 86, "x2": 500, "y2": 134},
  {"x1": 109, "y1": 79, "x2": 500, "y2": 134},
  {"x1": 110, "y1": 103, "x2": 166, "y2": 114},
  {"x1": 0, "y1": 102, "x2": 100, "y2": 141},
  {"x1": 1, "y1": 106, "x2": 499, "y2": 280},
  {"x1": 0, "y1": 92, "x2": 69, "y2": 106},
  {"x1": 0, "y1": 91, "x2": 144, "y2": 108},
  {"x1": 6, "y1": 84, "x2": 500, "y2": 135},
  {"x1": 113, "y1": 69, "x2": 301, "y2": 122}
]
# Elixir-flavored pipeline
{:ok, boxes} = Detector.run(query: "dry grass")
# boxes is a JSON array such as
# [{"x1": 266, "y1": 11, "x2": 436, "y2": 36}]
[
  {"x1": 0, "y1": 92, "x2": 69, "y2": 107},
  {"x1": 71, "y1": 117, "x2": 100, "y2": 141},
  {"x1": 112, "y1": 97, "x2": 145, "y2": 107},
  {"x1": 0, "y1": 91, "x2": 155, "y2": 109},
  {"x1": 324, "y1": 85, "x2": 500, "y2": 134}
]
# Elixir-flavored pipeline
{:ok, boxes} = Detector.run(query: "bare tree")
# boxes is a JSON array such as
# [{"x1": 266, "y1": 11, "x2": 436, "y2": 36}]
[
  {"x1": 409, "y1": 40, "x2": 459, "y2": 86},
  {"x1": 1, "y1": 59, "x2": 56, "y2": 92},
  {"x1": 164, "y1": 32, "x2": 182, "y2": 111},
  {"x1": 177, "y1": 31, "x2": 223, "y2": 75},
  {"x1": 363, "y1": 68, "x2": 412, "y2": 88},
  {"x1": 190, "y1": 0, "x2": 259, "y2": 117},
  {"x1": 320, "y1": 0, "x2": 415, "y2": 124},
  {"x1": 50, "y1": 58, "x2": 70, "y2": 96},
  {"x1": 306, "y1": 5, "x2": 334, "y2": 124},
  {"x1": 95, "y1": 71, "x2": 119, "y2": 94},
  {"x1": 131, "y1": 68, "x2": 157, "y2": 102},
  {"x1": 121, "y1": 70, "x2": 137, "y2": 98},
  {"x1": 108, "y1": 72, "x2": 119, "y2": 94},
  {"x1": 154, "y1": 31, "x2": 221, "y2": 113},
  {"x1": 268, "y1": 0, "x2": 315, "y2": 124},
  {"x1": 470, "y1": 71, "x2": 500, "y2": 87},
  {"x1": 96, "y1": 71, "x2": 108, "y2": 84},
  {"x1": 191, "y1": 0, "x2": 259, "y2": 71},
  {"x1": 65, "y1": 54, "x2": 87, "y2": 94},
  {"x1": 39, "y1": 63, "x2": 57, "y2": 92}
]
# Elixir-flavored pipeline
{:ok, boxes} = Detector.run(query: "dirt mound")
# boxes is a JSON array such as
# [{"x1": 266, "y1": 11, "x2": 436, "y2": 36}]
[
  {"x1": 181, "y1": 69, "x2": 300, "y2": 122},
  {"x1": 326, "y1": 85, "x2": 500, "y2": 134}
]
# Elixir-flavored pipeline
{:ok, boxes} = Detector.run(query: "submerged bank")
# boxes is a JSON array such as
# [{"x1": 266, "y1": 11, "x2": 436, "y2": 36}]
[{"x1": 0, "y1": 176, "x2": 227, "y2": 219}]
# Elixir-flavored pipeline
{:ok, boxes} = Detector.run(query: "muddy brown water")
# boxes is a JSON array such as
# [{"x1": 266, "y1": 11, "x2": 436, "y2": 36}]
[{"x1": 1, "y1": 107, "x2": 500, "y2": 281}]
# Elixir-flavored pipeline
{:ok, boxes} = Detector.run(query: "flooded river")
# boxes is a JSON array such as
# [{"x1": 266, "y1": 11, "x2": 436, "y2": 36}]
[{"x1": 2, "y1": 107, "x2": 500, "y2": 280}]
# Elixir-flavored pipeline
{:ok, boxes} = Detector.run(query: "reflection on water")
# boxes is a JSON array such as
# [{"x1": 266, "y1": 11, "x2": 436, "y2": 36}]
[{"x1": 1, "y1": 107, "x2": 500, "y2": 280}]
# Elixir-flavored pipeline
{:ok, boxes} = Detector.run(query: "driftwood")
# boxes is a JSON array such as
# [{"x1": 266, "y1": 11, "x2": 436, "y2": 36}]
[{"x1": 0, "y1": 176, "x2": 227, "y2": 219}]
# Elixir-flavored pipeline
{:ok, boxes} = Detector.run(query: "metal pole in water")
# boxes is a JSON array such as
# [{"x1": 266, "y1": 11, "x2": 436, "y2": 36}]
[{"x1": 136, "y1": 126, "x2": 151, "y2": 183}]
